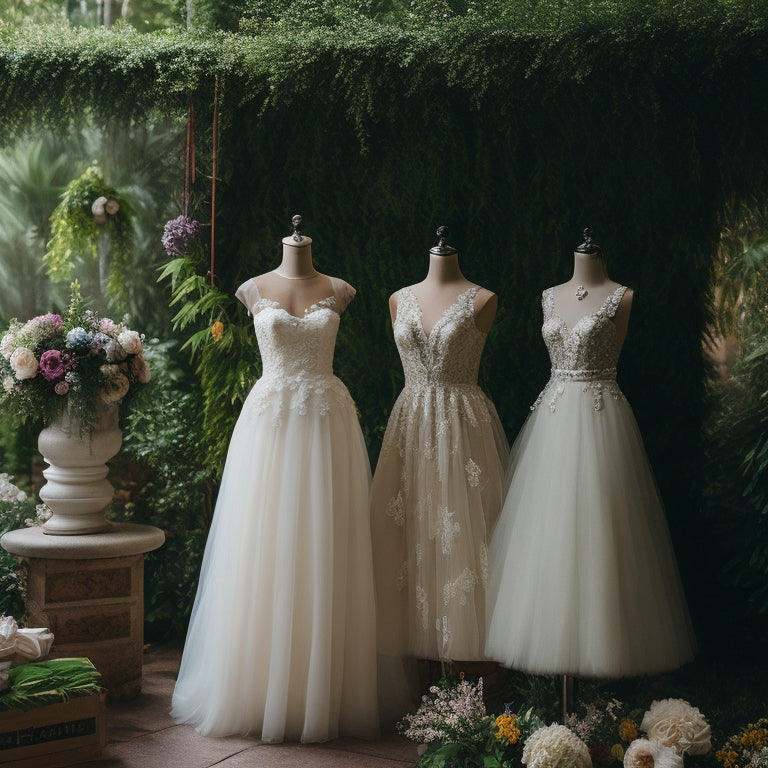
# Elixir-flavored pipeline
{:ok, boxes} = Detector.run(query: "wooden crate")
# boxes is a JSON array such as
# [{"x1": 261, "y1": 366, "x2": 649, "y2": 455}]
[{"x1": 0, "y1": 693, "x2": 105, "y2": 767}]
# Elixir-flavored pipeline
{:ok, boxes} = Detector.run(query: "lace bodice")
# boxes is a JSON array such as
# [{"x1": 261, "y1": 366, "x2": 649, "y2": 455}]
[
  {"x1": 250, "y1": 296, "x2": 339, "y2": 381},
  {"x1": 235, "y1": 279, "x2": 355, "y2": 424},
  {"x1": 534, "y1": 285, "x2": 628, "y2": 413},
  {"x1": 542, "y1": 285, "x2": 627, "y2": 373},
  {"x1": 394, "y1": 286, "x2": 486, "y2": 390}
]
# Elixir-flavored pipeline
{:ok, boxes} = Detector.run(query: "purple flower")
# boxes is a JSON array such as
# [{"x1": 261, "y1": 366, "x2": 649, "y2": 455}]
[
  {"x1": 162, "y1": 215, "x2": 200, "y2": 257},
  {"x1": 39, "y1": 349, "x2": 67, "y2": 381},
  {"x1": 30, "y1": 314, "x2": 63, "y2": 330}
]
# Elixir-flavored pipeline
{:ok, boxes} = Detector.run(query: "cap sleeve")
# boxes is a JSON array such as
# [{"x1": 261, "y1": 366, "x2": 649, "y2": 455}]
[
  {"x1": 235, "y1": 279, "x2": 261, "y2": 316},
  {"x1": 329, "y1": 276, "x2": 356, "y2": 314}
]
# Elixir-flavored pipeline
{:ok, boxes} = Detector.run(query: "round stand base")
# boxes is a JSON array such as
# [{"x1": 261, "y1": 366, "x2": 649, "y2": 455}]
[{"x1": 1, "y1": 523, "x2": 165, "y2": 699}]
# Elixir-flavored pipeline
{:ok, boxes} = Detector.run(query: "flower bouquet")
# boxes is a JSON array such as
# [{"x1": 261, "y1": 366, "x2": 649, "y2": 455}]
[
  {"x1": 399, "y1": 674, "x2": 545, "y2": 768},
  {"x1": 0, "y1": 283, "x2": 150, "y2": 434}
]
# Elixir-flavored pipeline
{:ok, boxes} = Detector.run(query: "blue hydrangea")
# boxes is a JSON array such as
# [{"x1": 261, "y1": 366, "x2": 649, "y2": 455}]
[{"x1": 65, "y1": 327, "x2": 92, "y2": 349}]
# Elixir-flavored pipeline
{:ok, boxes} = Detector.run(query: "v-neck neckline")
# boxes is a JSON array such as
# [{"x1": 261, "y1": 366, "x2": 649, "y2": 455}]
[
  {"x1": 551, "y1": 285, "x2": 625, "y2": 335},
  {"x1": 405, "y1": 286, "x2": 478, "y2": 341}
]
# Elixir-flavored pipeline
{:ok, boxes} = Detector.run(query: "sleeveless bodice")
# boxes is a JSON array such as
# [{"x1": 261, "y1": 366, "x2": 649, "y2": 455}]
[
  {"x1": 534, "y1": 285, "x2": 628, "y2": 413},
  {"x1": 252, "y1": 297, "x2": 339, "y2": 382},
  {"x1": 394, "y1": 286, "x2": 486, "y2": 391},
  {"x1": 236, "y1": 285, "x2": 355, "y2": 425}
]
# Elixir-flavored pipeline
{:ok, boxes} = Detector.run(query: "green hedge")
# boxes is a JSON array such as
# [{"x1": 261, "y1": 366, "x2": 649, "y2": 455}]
[{"x1": 2, "y1": 1, "x2": 768, "y2": 646}]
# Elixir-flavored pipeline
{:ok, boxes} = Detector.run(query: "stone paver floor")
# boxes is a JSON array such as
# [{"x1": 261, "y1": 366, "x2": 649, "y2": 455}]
[{"x1": 78, "y1": 645, "x2": 419, "y2": 768}]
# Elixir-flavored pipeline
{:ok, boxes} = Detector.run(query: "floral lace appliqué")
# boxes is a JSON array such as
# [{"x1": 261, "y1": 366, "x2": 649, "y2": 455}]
[{"x1": 443, "y1": 568, "x2": 478, "y2": 606}]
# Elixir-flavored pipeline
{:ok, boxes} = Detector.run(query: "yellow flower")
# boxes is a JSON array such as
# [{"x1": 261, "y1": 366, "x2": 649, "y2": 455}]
[
  {"x1": 611, "y1": 743, "x2": 625, "y2": 761},
  {"x1": 495, "y1": 713, "x2": 521, "y2": 745},
  {"x1": 619, "y1": 720, "x2": 639, "y2": 742},
  {"x1": 211, "y1": 320, "x2": 224, "y2": 341},
  {"x1": 740, "y1": 728, "x2": 768, "y2": 749},
  {"x1": 715, "y1": 748, "x2": 738, "y2": 768}
]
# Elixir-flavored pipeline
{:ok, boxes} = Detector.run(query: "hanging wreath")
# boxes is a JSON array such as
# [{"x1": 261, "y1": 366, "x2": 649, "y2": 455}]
[{"x1": 44, "y1": 163, "x2": 132, "y2": 303}]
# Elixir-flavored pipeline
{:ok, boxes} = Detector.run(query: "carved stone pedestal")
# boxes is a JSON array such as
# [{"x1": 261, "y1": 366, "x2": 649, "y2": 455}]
[{"x1": 0, "y1": 523, "x2": 165, "y2": 699}]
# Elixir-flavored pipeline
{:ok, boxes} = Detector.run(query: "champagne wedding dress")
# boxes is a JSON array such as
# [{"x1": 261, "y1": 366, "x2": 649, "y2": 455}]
[
  {"x1": 171, "y1": 277, "x2": 379, "y2": 742},
  {"x1": 486, "y1": 285, "x2": 696, "y2": 677},
  {"x1": 371, "y1": 286, "x2": 509, "y2": 661}
]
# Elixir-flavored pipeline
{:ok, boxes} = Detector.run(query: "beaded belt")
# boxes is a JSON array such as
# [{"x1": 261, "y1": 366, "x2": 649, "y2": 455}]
[{"x1": 550, "y1": 367, "x2": 618, "y2": 382}]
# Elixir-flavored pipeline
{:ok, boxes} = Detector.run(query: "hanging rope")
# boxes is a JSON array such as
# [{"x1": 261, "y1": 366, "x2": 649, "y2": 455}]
[
  {"x1": 210, "y1": 77, "x2": 219, "y2": 287},
  {"x1": 184, "y1": 104, "x2": 195, "y2": 218}
]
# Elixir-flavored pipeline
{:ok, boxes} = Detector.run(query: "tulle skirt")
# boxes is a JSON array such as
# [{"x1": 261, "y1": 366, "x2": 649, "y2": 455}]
[
  {"x1": 371, "y1": 383, "x2": 509, "y2": 661},
  {"x1": 171, "y1": 378, "x2": 379, "y2": 742},
  {"x1": 485, "y1": 378, "x2": 696, "y2": 677}
]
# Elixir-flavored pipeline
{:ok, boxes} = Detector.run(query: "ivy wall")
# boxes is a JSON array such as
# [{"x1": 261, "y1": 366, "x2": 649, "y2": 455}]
[{"x1": 1, "y1": 0, "x2": 767, "y2": 645}]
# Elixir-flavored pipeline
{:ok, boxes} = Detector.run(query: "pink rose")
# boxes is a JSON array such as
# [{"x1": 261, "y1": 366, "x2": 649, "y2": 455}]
[
  {"x1": 117, "y1": 329, "x2": 142, "y2": 355},
  {"x1": 54, "y1": 381, "x2": 69, "y2": 395}
]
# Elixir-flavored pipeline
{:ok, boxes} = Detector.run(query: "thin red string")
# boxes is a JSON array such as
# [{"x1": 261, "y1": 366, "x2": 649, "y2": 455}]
[{"x1": 210, "y1": 78, "x2": 219, "y2": 287}]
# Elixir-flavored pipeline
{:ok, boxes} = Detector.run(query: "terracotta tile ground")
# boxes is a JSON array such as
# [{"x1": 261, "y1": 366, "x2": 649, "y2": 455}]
[{"x1": 78, "y1": 645, "x2": 419, "y2": 768}]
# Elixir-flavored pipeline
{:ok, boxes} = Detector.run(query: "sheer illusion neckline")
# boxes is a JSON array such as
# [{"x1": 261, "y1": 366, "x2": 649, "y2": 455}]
[
  {"x1": 256, "y1": 295, "x2": 338, "y2": 320},
  {"x1": 550, "y1": 285, "x2": 626, "y2": 335},
  {"x1": 404, "y1": 285, "x2": 479, "y2": 340}
]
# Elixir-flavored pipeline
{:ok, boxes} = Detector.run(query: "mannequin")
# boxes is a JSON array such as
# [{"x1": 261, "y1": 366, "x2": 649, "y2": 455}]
[
  {"x1": 243, "y1": 215, "x2": 354, "y2": 316},
  {"x1": 371, "y1": 226, "x2": 509, "y2": 667},
  {"x1": 551, "y1": 229, "x2": 633, "y2": 348},
  {"x1": 172, "y1": 215, "x2": 378, "y2": 743},
  {"x1": 389, "y1": 227, "x2": 497, "y2": 335},
  {"x1": 485, "y1": 226, "x2": 695, "y2": 683}
]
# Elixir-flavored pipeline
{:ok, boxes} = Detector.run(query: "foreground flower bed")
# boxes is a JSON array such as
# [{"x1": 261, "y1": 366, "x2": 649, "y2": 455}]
[{"x1": 399, "y1": 675, "x2": 765, "y2": 768}]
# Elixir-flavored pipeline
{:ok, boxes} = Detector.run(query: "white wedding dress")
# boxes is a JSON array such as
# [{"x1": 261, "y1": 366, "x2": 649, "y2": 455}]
[
  {"x1": 171, "y1": 278, "x2": 379, "y2": 742},
  {"x1": 371, "y1": 286, "x2": 509, "y2": 661},
  {"x1": 486, "y1": 285, "x2": 696, "y2": 677}
]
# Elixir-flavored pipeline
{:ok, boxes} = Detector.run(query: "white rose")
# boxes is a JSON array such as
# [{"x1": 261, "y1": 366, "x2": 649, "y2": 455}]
[
  {"x1": 117, "y1": 329, "x2": 142, "y2": 355},
  {"x1": 0, "y1": 615, "x2": 18, "y2": 659},
  {"x1": 9, "y1": 347, "x2": 39, "y2": 380},
  {"x1": 641, "y1": 699, "x2": 711, "y2": 756},
  {"x1": 15, "y1": 628, "x2": 54, "y2": 662}
]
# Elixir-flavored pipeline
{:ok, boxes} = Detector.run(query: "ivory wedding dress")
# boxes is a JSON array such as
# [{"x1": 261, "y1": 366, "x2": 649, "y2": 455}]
[
  {"x1": 371, "y1": 286, "x2": 509, "y2": 661},
  {"x1": 486, "y1": 285, "x2": 696, "y2": 677},
  {"x1": 171, "y1": 278, "x2": 378, "y2": 742}
]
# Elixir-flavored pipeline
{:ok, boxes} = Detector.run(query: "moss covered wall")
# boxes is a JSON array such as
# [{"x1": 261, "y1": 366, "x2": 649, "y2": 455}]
[{"x1": 2, "y1": 1, "x2": 768, "y2": 632}]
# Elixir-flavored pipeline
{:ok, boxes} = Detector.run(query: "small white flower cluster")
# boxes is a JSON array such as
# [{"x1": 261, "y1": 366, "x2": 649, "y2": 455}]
[
  {"x1": 398, "y1": 676, "x2": 487, "y2": 744},
  {"x1": 624, "y1": 698, "x2": 711, "y2": 768},
  {"x1": 0, "y1": 474, "x2": 27, "y2": 505}
]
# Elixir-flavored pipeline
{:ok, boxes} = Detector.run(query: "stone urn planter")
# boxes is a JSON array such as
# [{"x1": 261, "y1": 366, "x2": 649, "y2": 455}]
[{"x1": 37, "y1": 402, "x2": 122, "y2": 535}]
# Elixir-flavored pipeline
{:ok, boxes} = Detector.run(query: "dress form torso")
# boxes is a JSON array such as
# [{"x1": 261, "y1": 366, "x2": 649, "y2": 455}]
[
  {"x1": 552, "y1": 249, "x2": 633, "y2": 349},
  {"x1": 389, "y1": 251, "x2": 497, "y2": 336}
]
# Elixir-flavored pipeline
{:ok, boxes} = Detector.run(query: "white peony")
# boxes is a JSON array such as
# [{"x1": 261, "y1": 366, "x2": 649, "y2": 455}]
[
  {"x1": 9, "y1": 346, "x2": 39, "y2": 380},
  {"x1": 117, "y1": 329, "x2": 142, "y2": 355},
  {"x1": 0, "y1": 615, "x2": 18, "y2": 659},
  {"x1": 15, "y1": 628, "x2": 54, "y2": 662},
  {"x1": 625, "y1": 738, "x2": 684, "y2": 768},
  {"x1": 523, "y1": 724, "x2": 592, "y2": 768},
  {"x1": 641, "y1": 698, "x2": 711, "y2": 756}
]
